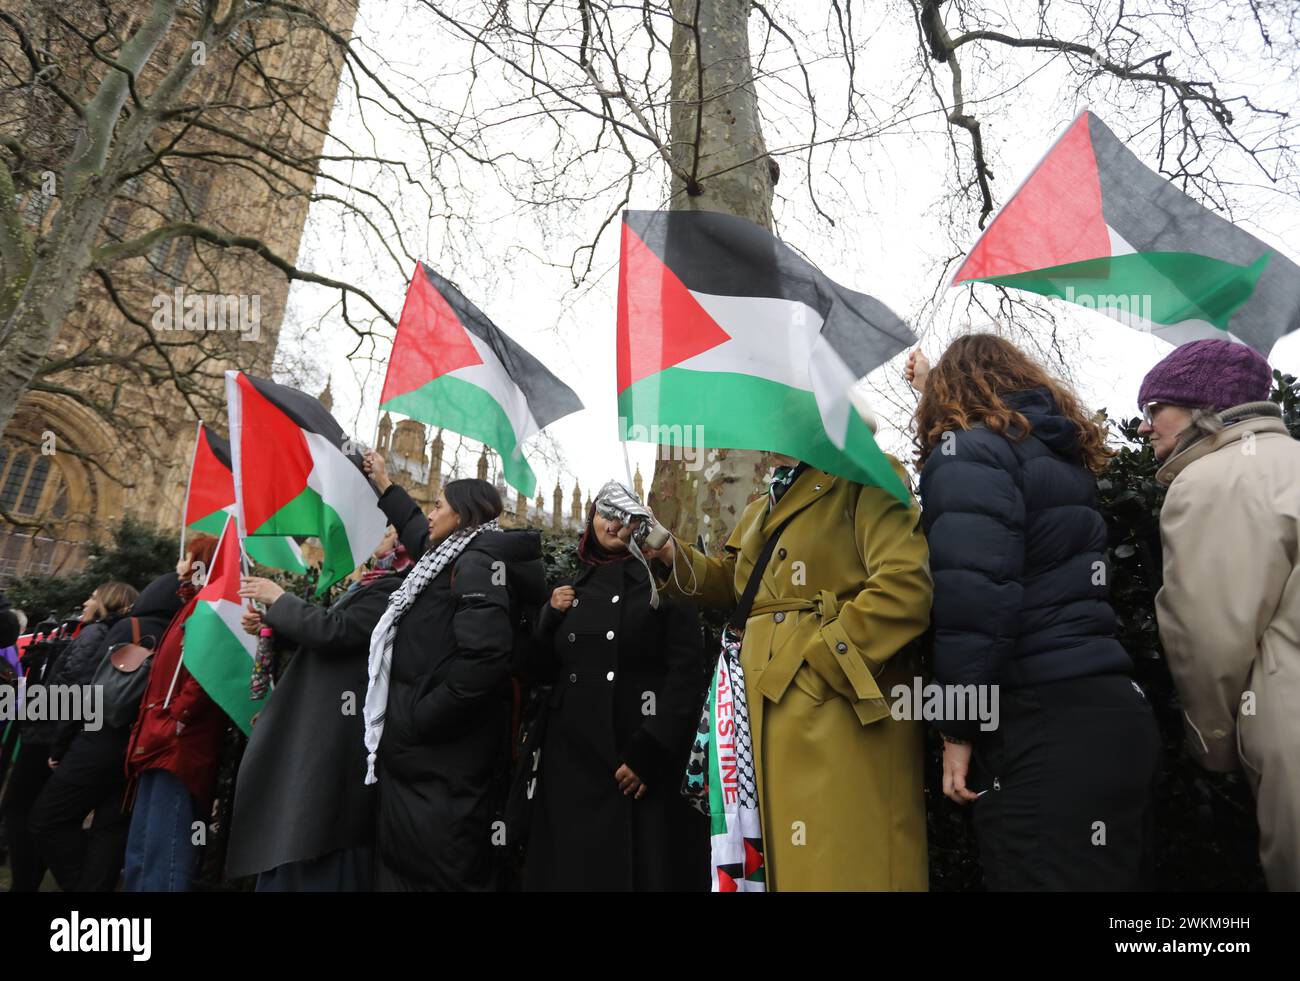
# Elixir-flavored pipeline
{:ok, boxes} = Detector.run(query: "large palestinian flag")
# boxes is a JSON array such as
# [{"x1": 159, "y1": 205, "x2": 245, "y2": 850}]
[
  {"x1": 953, "y1": 110, "x2": 1300, "y2": 353},
  {"x1": 380, "y1": 263, "x2": 584, "y2": 497},
  {"x1": 182, "y1": 516, "x2": 258, "y2": 735},
  {"x1": 225, "y1": 372, "x2": 387, "y2": 594},
  {"x1": 181, "y1": 422, "x2": 306, "y2": 573},
  {"x1": 617, "y1": 210, "x2": 916, "y2": 503}
]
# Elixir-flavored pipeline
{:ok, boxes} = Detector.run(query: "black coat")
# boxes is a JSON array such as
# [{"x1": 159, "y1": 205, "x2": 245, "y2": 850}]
[
  {"x1": 52, "y1": 573, "x2": 184, "y2": 785},
  {"x1": 0, "y1": 591, "x2": 18, "y2": 648},
  {"x1": 374, "y1": 484, "x2": 547, "y2": 890},
  {"x1": 920, "y1": 388, "x2": 1133, "y2": 738},
  {"x1": 225, "y1": 575, "x2": 401, "y2": 880},
  {"x1": 21, "y1": 617, "x2": 116, "y2": 748},
  {"x1": 522, "y1": 558, "x2": 709, "y2": 891}
]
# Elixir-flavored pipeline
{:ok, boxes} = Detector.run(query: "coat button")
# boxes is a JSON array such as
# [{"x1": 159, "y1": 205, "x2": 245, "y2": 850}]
[
  {"x1": 568, "y1": 632, "x2": 576, "y2": 643},
  {"x1": 773, "y1": 611, "x2": 785, "y2": 623},
  {"x1": 606, "y1": 630, "x2": 615, "y2": 640},
  {"x1": 572, "y1": 598, "x2": 579, "y2": 607},
  {"x1": 606, "y1": 671, "x2": 615, "y2": 681},
  {"x1": 611, "y1": 594, "x2": 620, "y2": 604},
  {"x1": 835, "y1": 642, "x2": 848, "y2": 653},
  {"x1": 777, "y1": 548, "x2": 787, "y2": 560},
  {"x1": 569, "y1": 673, "x2": 578, "y2": 683}
]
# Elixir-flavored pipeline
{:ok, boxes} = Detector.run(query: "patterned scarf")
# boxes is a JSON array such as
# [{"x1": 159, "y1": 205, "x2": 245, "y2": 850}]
[
  {"x1": 684, "y1": 628, "x2": 766, "y2": 891},
  {"x1": 767, "y1": 463, "x2": 806, "y2": 510},
  {"x1": 362, "y1": 519, "x2": 499, "y2": 784},
  {"x1": 361, "y1": 543, "x2": 413, "y2": 585}
]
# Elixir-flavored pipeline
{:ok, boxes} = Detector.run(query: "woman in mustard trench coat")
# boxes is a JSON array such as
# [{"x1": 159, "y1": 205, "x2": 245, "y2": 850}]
[{"x1": 650, "y1": 456, "x2": 932, "y2": 890}]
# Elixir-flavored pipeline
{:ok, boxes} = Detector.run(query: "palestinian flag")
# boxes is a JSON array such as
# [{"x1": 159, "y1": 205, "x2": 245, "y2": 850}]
[
  {"x1": 182, "y1": 516, "x2": 258, "y2": 735},
  {"x1": 226, "y1": 371, "x2": 387, "y2": 595},
  {"x1": 181, "y1": 422, "x2": 306, "y2": 573},
  {"x1": 953, "y1": 110, "x2": 1300, "y2": 353},
  {"x1": 617, "y1": 209, "x2": 916, "y2": 503},
  {"x1": 380, "y1": 263, "x2": 584, "y2": 497}
]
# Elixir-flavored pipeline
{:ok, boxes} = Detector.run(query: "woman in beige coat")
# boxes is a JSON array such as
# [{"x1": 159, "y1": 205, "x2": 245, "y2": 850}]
[
  {"x1": 1138, "y1": 338, "x2": 1300, "y2": 891},
  {"x1": 647, "y1": 454, "x2": 932, "y2": 891}
]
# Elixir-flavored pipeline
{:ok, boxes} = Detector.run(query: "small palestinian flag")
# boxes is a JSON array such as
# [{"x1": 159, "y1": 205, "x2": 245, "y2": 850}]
[
  {"x1": 617, "y1": 210, "x2": 915, "y2": 503},
  {"x1": 380, "y1": 263, "x2": 584, "y2": 497},
  {"x1": 182, "y1": 516, "x2": 258, "y2": 735},
  {"x1": 180, "y1": 422, "x2": 306, "y2": 573},
  {"x1": 953, "y1": 110, "x2": 1300, "y2": 353},
  {"x1": 225, "y1": 371, "x2": 387, "y2": 594}
]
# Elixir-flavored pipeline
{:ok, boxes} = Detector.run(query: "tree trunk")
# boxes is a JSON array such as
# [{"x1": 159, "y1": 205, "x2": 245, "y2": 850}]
[{"x1": 649, "y1": 0, "x2": 775, "y2": 554}]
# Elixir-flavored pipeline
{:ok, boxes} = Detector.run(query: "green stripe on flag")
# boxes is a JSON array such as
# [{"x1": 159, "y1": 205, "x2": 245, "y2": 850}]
[
  {"x1": 617, "y1": 367, "x2": 909, "y2": 504},
  {"x1": 183, "y1": 601, "x2": 257, "y2": 735},
  {"x1": 253, "y1": 485, "x2": 358, "y2": 594},
  {"x1": 186, "y1": 510, "x2": 229, "y2": 537},
  {"x1": 243, "y1": 535, "x2": 306, "y2": 574},
  {"x1": 382, "y1": 373, "x2": 538, "y2": 497},
  {"x1": 977, "y1": 251, "x2": 1271, "y2": 330}
]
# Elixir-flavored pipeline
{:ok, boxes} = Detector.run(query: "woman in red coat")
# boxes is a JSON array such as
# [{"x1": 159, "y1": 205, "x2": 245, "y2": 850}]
[{"x1": 121, "y1": 533, "x2": 227, "y2": 892}]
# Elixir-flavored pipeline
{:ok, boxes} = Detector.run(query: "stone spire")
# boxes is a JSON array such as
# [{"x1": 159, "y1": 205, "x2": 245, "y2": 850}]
[
  {"x1": 570, "y1": 482, "x2": 582, "y2": 526},
  {"x1": 318, "y1": 375, "x2": 333, "y2": 413},
  {"x1": 633, "y1": 464, "x2": 644, "y2": 500},
  {"x1": 428, "y1": 428, "x2": 444, "y2": 497},
  {"x1": 376, "y1": 412, "x2": 392, "y2": 453},
  {"x1": 552, "y1": 481, "x2": 563, "y2": 532},
  {"x1": 516, "y1": 490, "x2": 527, "y2": 523},
  {"x1": 535, "y1": 491, "x2": 545, "y2": 527},
  {"x1": 477, "y1": 446, "x2": 489, "y2": 481}
]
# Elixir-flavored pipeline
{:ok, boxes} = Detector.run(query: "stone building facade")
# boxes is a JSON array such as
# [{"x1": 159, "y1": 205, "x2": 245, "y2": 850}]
[{"x1": 0, "y1": 1, "x2": 360, "y2": 581}]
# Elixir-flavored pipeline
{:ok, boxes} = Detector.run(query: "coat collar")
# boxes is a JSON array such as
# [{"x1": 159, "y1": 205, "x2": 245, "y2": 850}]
[
  {"x1": 1156, "y1": 404, "x2": 1288, "y2": 486},
  {"x1": 760, "y1": 466, "x2": 837, "y2": 537}
]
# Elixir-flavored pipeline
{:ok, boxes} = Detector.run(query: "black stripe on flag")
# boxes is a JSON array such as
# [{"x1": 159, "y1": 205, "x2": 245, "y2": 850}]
[
  {"x1": 418, "y1": 264, "x2": 584, "y2": 428},
  {"x1": 203, "y1": 426, "x2": 232, "y2": 471},
  {"x1": 623, "y1": 210, "x2": 915, "y2": 378}
]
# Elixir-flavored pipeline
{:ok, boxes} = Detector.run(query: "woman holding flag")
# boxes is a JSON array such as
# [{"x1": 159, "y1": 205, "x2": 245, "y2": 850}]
[
  {"x1": 645, "y1": 453, "x2": 933, "y2": 891},
  {"x1": 121, "y1": 534, "x2": 225, "y2": 892},
  {"x1": 362, "y1": 451, "x2": 547, "y2": 891}
]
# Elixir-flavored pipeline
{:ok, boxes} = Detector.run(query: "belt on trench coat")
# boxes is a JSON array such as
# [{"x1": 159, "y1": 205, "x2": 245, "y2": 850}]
[{"x1": 743, "y1": 590, "x2": 893, "y2": 726}]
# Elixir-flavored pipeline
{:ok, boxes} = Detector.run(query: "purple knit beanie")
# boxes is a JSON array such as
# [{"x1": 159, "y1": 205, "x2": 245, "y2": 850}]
[{"x1": 1137, "y1": 339, "x2": 1272, "y2": 413}]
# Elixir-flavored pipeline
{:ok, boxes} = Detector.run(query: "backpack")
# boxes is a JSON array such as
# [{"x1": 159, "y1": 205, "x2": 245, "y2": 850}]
[{"x1": 91, "y1": 619, "x2": 158, "y2": 729}]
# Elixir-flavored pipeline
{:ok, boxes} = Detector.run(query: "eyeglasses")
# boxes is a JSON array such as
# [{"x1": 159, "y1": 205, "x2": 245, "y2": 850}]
[{"x1": 1141, "y1": 402, "x2": 1169, "y2": 427}]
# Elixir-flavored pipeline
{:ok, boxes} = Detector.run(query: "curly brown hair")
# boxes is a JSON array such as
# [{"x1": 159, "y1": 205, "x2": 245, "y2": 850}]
[{"x1": 911, "y1": 333, "x2": 1113, "y2": 473}]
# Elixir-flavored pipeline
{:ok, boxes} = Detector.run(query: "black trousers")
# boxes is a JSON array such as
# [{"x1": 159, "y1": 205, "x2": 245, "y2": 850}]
[
  {"x1": 2, "y1": 741, "x2": 54, "y2": 891},
  {"x1": 971, "y1": 673, "x2": 1161, "y2": 891},
  {"x1": 28, "y1": 769, "x2": 130, "y2": 892}
]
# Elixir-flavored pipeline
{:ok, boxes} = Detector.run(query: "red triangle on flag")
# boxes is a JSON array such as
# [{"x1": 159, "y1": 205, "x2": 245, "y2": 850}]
[
  {"x1": 381, "y1": 263, "x2": 484, "y2": 403},
  {"x1": 717, "y1": 866, "x2": 739, "y2": 893},
  {"x1": 616, "y1": 221, "x2": 732, "y2": 393},
  {"x1": 233, "y1": 373, "x2": 314, "y2": 534},
  {"x1": 953, "y1": 112, "x2": 1110, "y2": 284},
  {"x1": 744, "y1": 839, "x2": 764, "y2": 878},
  {"x1": 185, "y1": 424, "x2": 235, "y2": 528}
]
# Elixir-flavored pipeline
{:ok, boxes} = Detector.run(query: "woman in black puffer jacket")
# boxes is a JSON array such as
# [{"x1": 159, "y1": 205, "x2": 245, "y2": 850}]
[{"x1": 909, "y1": 333, "x2": 1160, "y2": 891}]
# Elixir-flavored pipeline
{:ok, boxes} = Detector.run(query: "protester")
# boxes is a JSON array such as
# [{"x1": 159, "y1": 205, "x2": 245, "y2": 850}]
[
  {"x1": 522, "y1": 482, "x2": 707, "y2": 891},
  {"x1": 121, "y1": 535, "x2": 223, "y2": 892},
  {"x1": 645, "y1": 447, "x2": 932, "y2": 891},
  {"x1": 29, "y1": 571, "x2": 183, "y2": 891},
  {"x1": 909, "y1": 334, "x2": 1160, "y2": 890},
  {"x1": 225, "y1": 527, "x2": 409, "y2": 891},
  {"x1": 3, "y1": 584, "x2": 135, "y2": 891},
  {"x1": 0, "y1": 590, "x2": 18, "y2": 649},
  {"x1": 1137, "y1": 338, "x2": 1300, "y2": 891},
  {"x1": 361, "y1": 451, "x2": 547, "y2": 891}
]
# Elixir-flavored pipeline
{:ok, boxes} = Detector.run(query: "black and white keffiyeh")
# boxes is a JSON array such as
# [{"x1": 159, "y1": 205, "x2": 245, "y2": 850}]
[{"x1": 362, "y1": 518, "x2": 500, "y2": 784}]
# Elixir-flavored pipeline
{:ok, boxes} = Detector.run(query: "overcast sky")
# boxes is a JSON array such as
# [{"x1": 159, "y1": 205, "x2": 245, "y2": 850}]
[{"x1": 277, "y1": 0, "x2": 1300, "y2": 501}]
